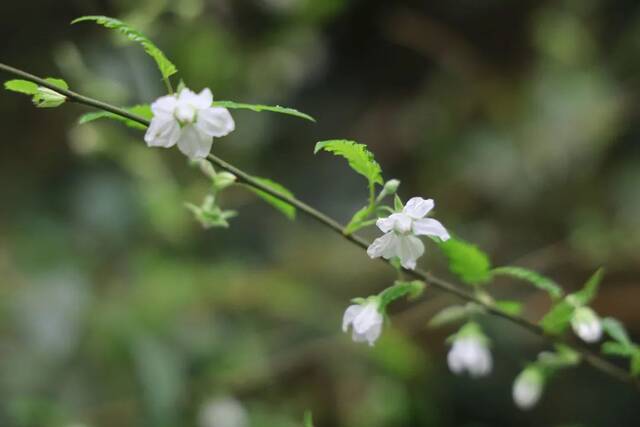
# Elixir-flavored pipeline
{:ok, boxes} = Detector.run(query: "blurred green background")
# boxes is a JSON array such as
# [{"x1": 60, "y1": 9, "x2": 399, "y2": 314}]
[{"x1": 1, "y1": 0, "x2": 640, "y2": 426}]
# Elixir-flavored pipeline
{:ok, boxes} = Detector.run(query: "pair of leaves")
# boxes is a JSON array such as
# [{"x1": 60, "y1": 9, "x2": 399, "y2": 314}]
[
  {"x1": 439, "y1": 238, "x2": 492, "y2": 286},
  {"x1": 600, "y1": 317, "x2": 640, "y2": 376},
  {"x1": 4, "y1": 78, "x2": 69, "y2": 108}
]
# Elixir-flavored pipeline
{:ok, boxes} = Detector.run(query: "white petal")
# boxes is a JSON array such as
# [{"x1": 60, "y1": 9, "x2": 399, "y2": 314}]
[
  {"x1": 353, "y1": 303, "x2": 381, "y2": 334},
  {"x1": 412, "y1": 218, "x2": 450, "y2": 241},
  {"x1": 376, "y1": 216, "x2": 395, "y2": 233},
  {"x1": 177, "y1": 125, "x2": 213, "y2": 159},
  {"x1": 342, "y1": 304, "x2": 362, "y2": 332},
  {"x1": 178, "y1": 88, "x2": 200, "y2": 105},
  {"x1": 513, "y1": 380, "x2": 541, "y2": 410},
  {"x1": 151, "y1": 94, "x2": 177, "y2": 117},
  {"x1": 367, "y1": 233, "x2": 397, "y2": 260},
  {"x1": 196, "y1": 107, "x2": 235, "y2": 137},
  {"x1": 447, "y1": 346, "x2": 464, "y2": 374},
  {"x1": 396, "y1": 235, "x2": 424, "y2": 270},
  {"x1": 403, "y1": 197, "x2": 434, "y2": 219},
  {"x1": 194, "y1": 88, "x2": 213, "y2": 109},
  {"x1": 144, "y1": 116, "x2": 180, "y2": 148},
  {"x1": 365, "y1": 322, "x2": 382, "y2": 346}
]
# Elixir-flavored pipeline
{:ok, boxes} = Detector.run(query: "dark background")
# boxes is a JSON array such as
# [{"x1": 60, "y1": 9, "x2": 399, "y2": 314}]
[{"x1": 1, "y1": 0, "x2": 639, "y2": 426}]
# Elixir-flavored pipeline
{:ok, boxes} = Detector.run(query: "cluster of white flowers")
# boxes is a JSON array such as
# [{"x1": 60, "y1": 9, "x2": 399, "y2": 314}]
[
  {"x1": 145, "y1": 87, "x2": 235, "y2": 159},
  {"x1": 367, "y1": 197, "x2": 450, "y2": 270}
]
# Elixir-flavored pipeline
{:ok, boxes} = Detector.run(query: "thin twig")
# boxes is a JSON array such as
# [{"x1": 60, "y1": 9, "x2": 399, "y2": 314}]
[{"x1": 0, "y1": 61, "x2": 636, "y2": 390}]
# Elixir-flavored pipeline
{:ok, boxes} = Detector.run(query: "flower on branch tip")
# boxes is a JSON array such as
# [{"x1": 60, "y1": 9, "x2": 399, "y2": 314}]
[
  {"x1": 144, "y1": 87, "x2": 235, "y2": 160},
  {"x1": 513, "y1": 366, "x2": 544, "y2": 410},
  {"x1": 571, "y1": 306, "x2": 602, "y2": 343},
  {"x1": 447, "y1": 324, "x2": 492, "y2": 378},
  {"x1": 342, "y1": 298, "x2": 384, "y2": 346},
  {"x1": 367, "y1": 197, "x2": 450, "y2": 270}
]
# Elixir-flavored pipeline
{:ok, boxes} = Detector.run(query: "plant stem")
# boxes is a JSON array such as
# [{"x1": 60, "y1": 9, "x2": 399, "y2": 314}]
[{"x1": 1, "y1": 61, "x2": 637, "y2": 390}]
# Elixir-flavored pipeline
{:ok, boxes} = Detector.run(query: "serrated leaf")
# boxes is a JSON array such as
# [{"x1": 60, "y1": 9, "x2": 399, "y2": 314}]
[
  {"x1": 495, "y1": 300, "x2": 523, "y2": 316},
  {"x1": 78, "y1": 104, "x2": 152, "y2": 130},
  {"x1": 570, "y1": 268, "x2": 603, "y2": 306},
  {"x1": 601, "y1": 317, "x2": 632, "y2": 347},
  {"x1": 247, "y1": 177, "x2": 296, "y2": 220},
  {"x1": 4, "y1": 79, "x2": 39, "y2": 95},
  {"x1": 492, "y1": 266, "x2": 563, "y2": 300},
  {"x1": 72, "y1": 15, "x2": 177, "y2": 81},
  {"x1": 439, "y1": 238, "x2": 492, "y2": 286},
  {"x1": 212, "y1": 100, "x2": 315, "y2": 122},
  {"x1": 314, "y1": 140, "x2": 383, "y2": 187},
  {"x1": 601, "y1": 341, "x2": 635, "y2": 357},
  {"x1": 539, "y1": 300, "x2": 574, "y2": 334},
  {"x1": 378, "y1": 280, "x2": 425, "y2": 309},
  {"x1": 428, "y1": 305, "x2": 468, "y2": 328}
]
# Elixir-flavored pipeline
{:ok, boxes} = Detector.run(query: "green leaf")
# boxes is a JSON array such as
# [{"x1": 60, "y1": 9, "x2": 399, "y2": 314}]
[
  {"x1": 570, "y1": 268, "x2": 603, "y2": 306},
  {"x1": 492, "y1": 266, "x2": 563, "y2": 300},
  {"x1": 4, "y1": 79, "x2": 39, "y2": 95},
  {"x1": 601, "y1": 317, "x2": 632, "y2": 347},
  {"x1": 439, "y1": 238, "x2": 492, "y2": 286},
  {"x1": 303, "y1": 411, "x2": 314, "y2": 427},
  {"x1": 538, "y1": 344, "x2": 581, "y2": 369},
  {"x1": 72, "y1": 15, "x2": 177, "y2": 81},
  {"x1": 247, "y1": 177, "x2": 296, "y2": 220},
  {"x1": 314, "y1": 140, "x2": 383, "y2": 187},
  {"x1": 78, "y1": 104, "x2": 152, "y2": 130},
  {"x1": 378, "y1": 280, "x2": 425, "y2": 309},
  {"x1": 539, "y1": 300, "x2": 574, "y2": 334},
  {"x1": 631, "y1": 352, "x2": 640, "y2": 377},
  {"x1": 344, "y1": 205, "x2": 372, "y2": 235},
  {"x1": 44, "y1": 77, "x2": 69, "y2": 90},
  {"x1": 428, "y1": 305, "x2": 469, "y2": 328},
  {"x1": 601, "y1": 341, "x2": 635, "y2": 357},
  {"x1": 495, "y1": 300, "x2": 523, "y2": 316},
  {"x1": 212, "y1": 100, "x2": 315, "y2": 122},
  {"x1": 394, "y1": 194, "x2": 404, "y2": 211}
]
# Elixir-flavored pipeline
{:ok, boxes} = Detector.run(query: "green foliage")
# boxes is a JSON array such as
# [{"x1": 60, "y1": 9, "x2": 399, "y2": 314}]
[
  {"x1": 378, "y1": 280, "x2": 425, "y2": 309},
  {"x1": 537, "y1": 344, "x2": 581, "y2": 370},
  {"x1": 303, "y1": 411, "x2": 314, "y2": 427},
  {"x1": 393, "y1": 195, "x2": 404, "y2": 211},
  {"x1": 439, "y1": 238, "x2": 492, "y2": 286},
  {"x1": 72, "y1": 15, "x2": 177, "y2": 82},
  {"x1": 429, "y1": 305, "x2": 468, "y2": 328},
  {"x1": 602, "y1": 317, "x2": 632, "y2": 347},
  {"x1": 247, "y1": 177, "x2": 296, "y2": 220},
  {"x1": 4, "y1": 79, "x2": 39, "y2": 95},
  {"x1": 569, "y1": 268, "x2": 603, "y2": 306},
  {"x1": 601, "y1": 341, "x2": 634, "y2": 357},
  {"x1": 314, "y1": 140, "x2": 383, "y2": 187},
  {"x1": 344, "y1": 205, "x2": 372, "y2": 235},
  {"x1": 212, "y1": 100, "x2": 315, "y2": 122},
  {"x1": 539, "y1": 300, "x2": 574, "y2": 334},
  {"x1": 78, "y1": 104, "x2": 152, "y2": 130},
  {"x1": 5, "y1": 78, "x2": 69, "y2": 108},
  {"x1": 492, "y1": 266, "x2": 563, "y2": 300},
  {"x1": 495, "y1": 300, "x2": 523, "y2": 316}
]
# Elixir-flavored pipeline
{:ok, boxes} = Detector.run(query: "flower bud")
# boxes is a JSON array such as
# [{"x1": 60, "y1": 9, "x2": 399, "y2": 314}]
[
  {"x1": 33, "y1": 87, "x2": 66, "y2": 108},
  {"x1": 213, "y1": 172, "x2": 237, "y2": 191},
  {"x1": 571, "y1": 306, "x2": 602, "y2": 343},
  {"x1": 377, "y1": 179, "x2": 400, "y2": 201},
  {"x1": 513, "y1": 367, "x2": 544, "y2": 410}
]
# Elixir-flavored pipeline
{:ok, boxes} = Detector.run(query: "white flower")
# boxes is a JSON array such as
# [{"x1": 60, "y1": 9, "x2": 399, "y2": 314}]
[
  {"x1": 144, "y1": 87, "x2": 235, "y2": 159},
  {"x1": 367, "y1": 197, "x2": 450, "y2": 269},
  {"x1": 198, "y1": 396, "x2": 249, "y2": 427},
  {"x1": 571, "y1": 306, "x2": 602, "y2": 343},
  {"x1": 447, "y1": 336, "x2": 492, "y2": 378},
  {"x1": 342, "y1": 299, "x2": 384, "y2": 346},
  {"x1": 513, "y1": 368, "x2": 544, "y2": 410}
]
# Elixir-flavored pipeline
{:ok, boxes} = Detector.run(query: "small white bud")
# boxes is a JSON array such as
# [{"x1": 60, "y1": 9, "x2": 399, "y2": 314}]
[
  {"x1": 571, "y1": 306, "x2": 602, "y2": 343},
  {"x1": 513, "y1": 367, "x2": 544, "y2": 410}
]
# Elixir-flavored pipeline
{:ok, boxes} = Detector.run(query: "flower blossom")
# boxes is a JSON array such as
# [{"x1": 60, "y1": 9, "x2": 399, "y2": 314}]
[
  {"x1": 512, "y1": 367, "x2": 544, "y2": 410},
  {"x1": 342, "y1": 299, "x2": 384, "y2": 346},
  {"x1": 447, "y1": 336, "x2": 493, "y2": 378},
  {"x1": 144, "y1": 87, "x2": 235, "y2": 159},
  {"x1": 571, "y1": 306, "x2": 602, "y2": 343},
  {"x1": 367, "y1": 197, "x2": 450, "y2": 269}
]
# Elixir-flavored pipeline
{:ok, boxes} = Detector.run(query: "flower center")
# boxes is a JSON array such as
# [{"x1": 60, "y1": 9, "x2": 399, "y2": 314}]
[
  {"x1": 392, "y1": 215, "x2": 413, "y2": 235},
  {"x1": 175, "y1": 103, "x2": 197, "y2": 124}
]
